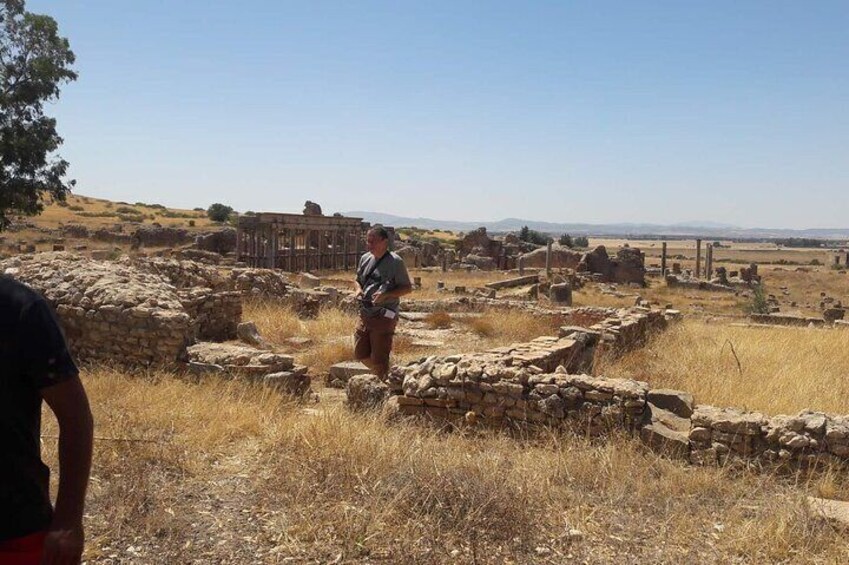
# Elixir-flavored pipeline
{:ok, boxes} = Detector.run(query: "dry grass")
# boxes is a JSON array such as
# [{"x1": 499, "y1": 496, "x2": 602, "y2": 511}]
[
  {"x1": 242, "y1": 299, "x2": 359, "y2": 374},
  {"x1": 424, "y1": 310, "x2": 453, "y2": 329},
  {"x1": 597, "y1": 319, "x2": 849, "y2": 415},
  {"x1": 37, "y1": 366, "x2": 849, "y2": 563},
  {"x1": 34, "y1": 193, "x2": 215, "y2": 230}
]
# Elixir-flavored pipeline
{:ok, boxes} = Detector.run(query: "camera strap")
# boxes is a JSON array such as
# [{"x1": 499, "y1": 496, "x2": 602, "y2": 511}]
[{"x1": 357, "y1": 252, "x2": 390, "y2": 287}]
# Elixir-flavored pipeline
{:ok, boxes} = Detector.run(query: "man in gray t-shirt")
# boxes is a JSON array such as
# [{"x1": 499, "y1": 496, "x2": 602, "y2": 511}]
[{"x1": 353, "y1": 227, "x2": 412, "y2": 378}]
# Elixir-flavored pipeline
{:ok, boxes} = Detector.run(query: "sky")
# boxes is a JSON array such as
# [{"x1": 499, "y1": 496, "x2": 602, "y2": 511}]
[{"x1": 28, "y1": 0, "x2": 849, "y2": 229}]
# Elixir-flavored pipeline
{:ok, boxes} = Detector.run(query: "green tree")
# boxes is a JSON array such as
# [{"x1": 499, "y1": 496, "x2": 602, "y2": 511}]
[
  {"x1": 558, "y1": 233, "x2": 573, "y2": 247},
  {"x1": 574, "y1": 236, "x2": 589, "y2": 248},
  {"x1": 0, "y1": 0, "x2": 77, "y2": 229},
  {"x1": 206, "y1": 202, "x2": 234, "y2": 222}
]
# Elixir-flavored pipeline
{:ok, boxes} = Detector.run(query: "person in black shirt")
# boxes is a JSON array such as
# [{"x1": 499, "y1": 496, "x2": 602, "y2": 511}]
[{"x1": 0, "y1": 277, "x2": 93, "y2": 564}]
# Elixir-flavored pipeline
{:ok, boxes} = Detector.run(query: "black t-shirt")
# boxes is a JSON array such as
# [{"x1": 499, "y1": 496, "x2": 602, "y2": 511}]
[{"x1": 0, "y1": 277, "x2": 79, "y2": 541}]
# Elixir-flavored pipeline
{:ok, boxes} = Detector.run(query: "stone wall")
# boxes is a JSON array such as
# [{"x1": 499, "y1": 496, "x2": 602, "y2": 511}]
[
  {"x1": 689, "y1": 406, "x2": 849, "y2": 470},
  {"x1": 179, "y1": 288, "x2": 242, "y2": 341},
  {"x1": 2, "y1": 253, "x2": 192, "y2": 366},
  {"x1": 360, "y1": 305, "x2": 849, "y2": 471}
]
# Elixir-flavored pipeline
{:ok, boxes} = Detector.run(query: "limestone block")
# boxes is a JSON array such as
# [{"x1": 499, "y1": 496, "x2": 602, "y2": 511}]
[
  {"x1": 641, "y1": 423, "x2": 689, "y2": 460},
  {"x1": 647, "y1": 389, "x2": 695, "y2": 418},
  {"x1": 328, "y1": 361, "x2": 372, "y2": 385},
  {"x1": 346, "y1": 374, "x2": 389, "y2": 410}
]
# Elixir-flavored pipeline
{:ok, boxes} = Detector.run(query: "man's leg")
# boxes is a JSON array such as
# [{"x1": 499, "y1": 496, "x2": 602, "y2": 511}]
[
  {"x1": 368, "y1": 316, "x2": 397, "y2": 379},
  {"x1": 353, "y1": 317, "x2": 375, "y2": 370}
]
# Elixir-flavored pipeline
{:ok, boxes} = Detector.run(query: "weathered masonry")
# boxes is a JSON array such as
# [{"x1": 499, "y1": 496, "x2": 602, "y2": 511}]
[{"x1": 236, "y1": 213, "x2": 368, "y2": 270}]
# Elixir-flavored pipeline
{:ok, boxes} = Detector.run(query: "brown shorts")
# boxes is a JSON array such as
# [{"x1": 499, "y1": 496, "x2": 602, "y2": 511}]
[{"x1": 354, "y1": 312, "x2": 398, "y2": 377}]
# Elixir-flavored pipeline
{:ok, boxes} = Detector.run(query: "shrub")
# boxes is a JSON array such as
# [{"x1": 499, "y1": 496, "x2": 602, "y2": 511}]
[
  {"x1": 207, "y1": 203, "x2": 234, "y2": 223},
  {"x1": 68, "y1": 205, "x2": 84, "y2": 211},
  {"x1": 744, "y1": 285, "x2": 770, "y2": 315},
  {"x1": 188, "y1": 220, "x2": 195, "y2": 227},
  {"x1": 115, "y1": 206, "x2": 139, "y2": 214}
]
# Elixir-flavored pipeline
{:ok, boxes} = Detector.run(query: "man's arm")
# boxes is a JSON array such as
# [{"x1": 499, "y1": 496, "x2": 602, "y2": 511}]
[
  {"x1": 373, "y1": 284, "x2": 413, "y2": 303},
  {"x1": 41, "y1": 376, "x2": 94, "y2": 565}
]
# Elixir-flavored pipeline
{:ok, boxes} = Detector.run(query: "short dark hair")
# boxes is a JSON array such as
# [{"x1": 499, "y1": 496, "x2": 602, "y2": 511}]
[{"x1": 368, "y1": 226, "x2": 389, "y2": 240}]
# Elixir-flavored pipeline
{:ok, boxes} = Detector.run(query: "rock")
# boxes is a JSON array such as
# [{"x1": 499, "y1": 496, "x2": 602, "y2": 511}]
[
  {"x1": 640, "y1": 422, "x2": 689, "y2": 460},
  {"x1": 645, "y1": 403, "x2": 691, "y2": 432},
  {"x1": 823, "y1": 308, "x2": 845, "y2": 322},
  {"x1": 303, "y1": 201, "x2": 323, "y2": 216},
  {"x1": 519, "y1": 244, "x2": 582, "y2": 269},
  {"x1": 237, "y1": 321, "x2": 269, "y2": 348},
  {"x1": 187, "y1": 342, "x2": 294, "y2": 374},
  {"x1": 346, "y1": 374, "x2": 389, "y2": 410},
  {"x1": 262, "y1": 370, "x2": 312, "y2": 397},
  {"x1": 328, "y1": 361, "x2": 372, "y2": 387},
  {"x1": 647, "y1": 389, "x2": 695, "y2": 418},
  {"x1": 549, "y1": 282, "x2": 573, "y2": 305},
  {"x1": 807, "y1": 497, "x2": 849, "y2": 529},
  {"x1": 297, "y1": 272, "x2": 321, "y2": 289}
]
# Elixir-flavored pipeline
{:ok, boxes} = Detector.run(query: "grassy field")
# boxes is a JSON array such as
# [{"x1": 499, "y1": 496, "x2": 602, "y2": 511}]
[
  {"x1": 598, "y1": 319, "x2": 849, "y2": 415},
  {"x1": 31, "y1": 193, "x2": 217, "y2": 230},
  {"x1": 41, "y1": 367, "x2": 849, "y2": 563}
]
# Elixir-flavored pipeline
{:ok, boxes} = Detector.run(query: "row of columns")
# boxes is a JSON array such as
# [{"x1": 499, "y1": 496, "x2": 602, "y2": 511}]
[
  {"x1": 237, "y1": 226, "x2": 365, "y2": 271},
  {"x1": 659, "y1": 238, "x2": 715, "y2": 279}
]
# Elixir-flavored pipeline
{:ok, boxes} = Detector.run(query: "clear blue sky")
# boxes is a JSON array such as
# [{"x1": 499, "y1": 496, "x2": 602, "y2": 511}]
[{"x1": 30, "y1": 0, "x2": 849, "y2": 228}]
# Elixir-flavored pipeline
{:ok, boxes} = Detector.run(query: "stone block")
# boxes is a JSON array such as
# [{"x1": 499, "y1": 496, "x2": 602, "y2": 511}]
[
  {"x1": 647, "y1": 389, "x2": 695, "y2": 418},
  {"x1": 346, "y1": 374, "x2": 389, "y2": 410},
  {"x1": 329, "y1": 361, "x2": 372, "y2": 384},
  {"x1": 641, "y1": 422, "x2": 690, "y2": 460}
]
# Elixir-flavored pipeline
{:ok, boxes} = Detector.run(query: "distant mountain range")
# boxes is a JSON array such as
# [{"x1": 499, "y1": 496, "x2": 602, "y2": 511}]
[{"x1": 344, "y1": 211, "x2": 849, "y2": 240}]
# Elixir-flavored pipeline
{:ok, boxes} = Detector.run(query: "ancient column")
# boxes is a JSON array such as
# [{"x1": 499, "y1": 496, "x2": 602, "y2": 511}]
[
  {"x1": 442, "y1": 253, "x2": 447, "y2": 272},
  {"x1": 287, "y1": 229, "x2": 295, "y2": 272},
  {"x1": 342, "y1": 229, "x2": 350, "y2": 270},
  {"x1": 518, "y1": 255, "x2": 525, "y2": 276},
  {"x1": 330, "y1": 229, "x2": 337, "y2": 270},
  {"x1": 269, "y1": 225, "x2": 278, "y2": 269},
  {"x1": 545, "y1": 240, "x2": 553, "y2": 278},
  {"x1": 835, "y1": 255, "x2": 841, "y2": 267},
  {"x1": 706, "y1": 243, "x2": 713, "y2": 279},
  {"x1": 695, "y1": 239, "x2": 702, "y2": 279},
  {"x1": 661, "y1": 242, "x2": 667, "y2": 276},
  {"x1": 303, "y1": 229, "x2": 312, "y2": 272},
  {"x1": 236, "y1": 226, "x2": 243, "y2": 263}
]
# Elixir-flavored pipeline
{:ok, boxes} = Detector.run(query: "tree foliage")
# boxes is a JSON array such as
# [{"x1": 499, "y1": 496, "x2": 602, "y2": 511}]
[
  {"x1": 518, "y1": 225, "x2": 549, "y2": 246},
  {"x1": 207, "y1": 202, "x2": 234, "y2": 222},
  {"x1": 0, "y1": 0, "x2": 77, "y2": 229}
]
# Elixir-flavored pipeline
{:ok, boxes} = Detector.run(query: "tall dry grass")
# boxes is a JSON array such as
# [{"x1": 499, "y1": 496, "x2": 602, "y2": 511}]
[
  {"x1": 597, "y1": 319, "x2": 849, "y2": 415},
  {"x1": 38, "y1": 367, "x2": 849, "y2": 563},
  {"x1": 243, "y1": 300, "x2": 358, "y2": 374}
]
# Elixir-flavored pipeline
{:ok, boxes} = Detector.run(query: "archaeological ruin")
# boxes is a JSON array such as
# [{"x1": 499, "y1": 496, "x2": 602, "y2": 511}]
[{"x1": 235, "y1": 209, "x2": 370, "y2": 270}]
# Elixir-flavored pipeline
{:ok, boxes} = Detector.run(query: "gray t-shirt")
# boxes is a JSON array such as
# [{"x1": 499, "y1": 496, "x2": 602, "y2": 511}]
[{"x1": 356, "y1": 251, "x2": 411, "y2": 316}]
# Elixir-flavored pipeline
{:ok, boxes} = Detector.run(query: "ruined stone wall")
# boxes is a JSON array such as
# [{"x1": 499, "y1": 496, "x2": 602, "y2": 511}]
[
  {"x1": 365, "y1": 305, "x2": 849, "y2": 471},
  {"x1": 2, "y1": 253, "x2": 192, "y2": 366},
  {"x1": 229, "y1": 268, "x2": 292, "y2": 298},
  {"x1": 689, "y1": 406, "x2": 849, "y2": 469},
  {"x1": 179, "y1": 288, "x2": 242, "y2": 341}
]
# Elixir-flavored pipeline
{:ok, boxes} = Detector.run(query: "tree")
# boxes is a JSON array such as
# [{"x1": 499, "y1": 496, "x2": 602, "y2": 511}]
[
  {"x1": 206, "y1": 203, "x2": 233, "y2": 222},
  {"x1": 558, "y1": 233, "x2": 573, "y2": 247},
  {"x1": 574, "y1": 236, "x2": 589, "y2": 248},
  {"x1": 0, "y1": 0, "x2": 77, "y2": 229}
]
